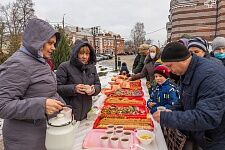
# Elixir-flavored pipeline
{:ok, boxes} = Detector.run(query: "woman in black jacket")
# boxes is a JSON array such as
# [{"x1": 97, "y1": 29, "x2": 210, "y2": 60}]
[{"x1": 56, "y1": 39, "x2": 101, "y2": 121}]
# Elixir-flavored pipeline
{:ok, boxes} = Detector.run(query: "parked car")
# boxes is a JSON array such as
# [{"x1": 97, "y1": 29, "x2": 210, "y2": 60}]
[
  {"x1": 102, "y1": 54, "x2": 113, "y2": 59},
  {"x1": 96, "y1": 54, "x2": 104, "y2": 62},
  {"x1": 99, "y1": 54, "x2": 108, "y2": 60}
]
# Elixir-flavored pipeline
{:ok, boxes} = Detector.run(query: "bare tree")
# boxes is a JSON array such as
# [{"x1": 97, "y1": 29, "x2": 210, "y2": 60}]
[
  {"x1": 124, "y1": 40, "x2": 135, "y2": 53},
  {"x1": 1, "y1": 0, "x2": 35, "y2": 35},
  {"x1": 130, "y1": 22, "x2": 146, "y2": 53},
  {"x1": 16, "y1": 0, "x2": 35, "y2": 30},
  {"x1": 0, "y1": 0, "x2": 35, "y2": 56},
  {"x1": 0, "y1": 19, "x2": 5, "y2": 50}
]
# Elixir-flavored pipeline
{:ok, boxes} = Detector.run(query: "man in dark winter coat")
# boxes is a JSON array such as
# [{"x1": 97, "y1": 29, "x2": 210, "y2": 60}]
[
  {"x1": 132, "y1": 52, "x2": 141, "y2": 72},
  {"x1": 153, "y1": 42, "x2": 225, "y2": 150},
  {"x1": 132, "y1": 44, "x2": 150, "y2": 74},
  {"x1": 56, "y1": 39, "x2": 101, "y2": 121}
]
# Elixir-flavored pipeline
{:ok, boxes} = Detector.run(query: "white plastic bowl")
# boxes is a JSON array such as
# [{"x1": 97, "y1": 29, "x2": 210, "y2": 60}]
[{"x1": 136, "y1": 130, "x2": 155, "y2": 145}]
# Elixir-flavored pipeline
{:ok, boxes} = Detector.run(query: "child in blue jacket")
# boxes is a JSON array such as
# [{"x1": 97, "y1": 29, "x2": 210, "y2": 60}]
[{"x1": 147, "y1": 65, "x2": 179, "y2": 114}]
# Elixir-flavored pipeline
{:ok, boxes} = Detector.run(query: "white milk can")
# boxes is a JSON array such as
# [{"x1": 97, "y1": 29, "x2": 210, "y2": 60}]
[{"x1": 45, "y1": 105, "x2": 79, "y2": 150}]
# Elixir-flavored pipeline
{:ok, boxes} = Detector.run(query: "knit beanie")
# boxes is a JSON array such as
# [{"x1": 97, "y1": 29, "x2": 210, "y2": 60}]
[
  {"x1": 188, "y1": 37, "x2": 208, "y2": 52},
  {"x1": 154, "y1": 65, "x2": 170, "y2": 78},
  {"x1": 138, "y1": 44, "x2": 150, "y2": 54},
  {"x1": 212, "y1": 37, "x2": 225, "y2": 51},
  {"x1": 178, "y1": 38, "x2": 189, "y2": 48},
  {"x1": 161, "y1": 42, "x2": 191, "y2": 62}
]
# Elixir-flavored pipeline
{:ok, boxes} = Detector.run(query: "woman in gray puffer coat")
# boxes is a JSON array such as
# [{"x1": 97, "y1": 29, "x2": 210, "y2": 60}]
[
  {"x1": 0, "y1": 18, "x2": 65, "y2": 150},
  {"x1": 56, "y1": 39, "x2": 101, "y2": 121}
]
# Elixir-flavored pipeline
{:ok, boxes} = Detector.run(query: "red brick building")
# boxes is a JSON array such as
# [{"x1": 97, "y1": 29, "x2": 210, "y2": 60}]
[
  {"x1": 65, "y1": 26, "x2": 125, "y2": 54},
  {"x1": 167, "y1": 0, "x2": 225, "y2": 42}
]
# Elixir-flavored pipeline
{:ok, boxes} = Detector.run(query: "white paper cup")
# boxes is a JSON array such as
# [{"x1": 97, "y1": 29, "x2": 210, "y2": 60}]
[
  {"x1": 105, "y1": 130, "x2": 114, "y2": 137},
  {"x1": 157, "y1": 106, "x2": 166, "y2": 111},
  {"x1": 115, "y1": 130, "x2": 123, "y2": 137},
  {"x1": 100, "y1": 135, "x2": 109, "y2": 147},
  {"x1": 107, "y1": 124, "x2": 114, "y2": 131},
  {"x1": 110, "y1": 136, "x2": 119, "y2": 148},
  {"x1": 123, "y1": 131, "x2": 132, "y2": 138},
  {"x1": 120, "y1": 137, "x2": 130, "y2": 149},
  {"x1": 115, "y1": 125, "x2": 124, "y2": 131}
]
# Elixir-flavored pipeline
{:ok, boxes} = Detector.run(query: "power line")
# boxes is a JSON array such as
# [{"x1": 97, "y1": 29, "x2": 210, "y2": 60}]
[{"x1": 146, "y1": 27, "x2": 166, "y2": 35}]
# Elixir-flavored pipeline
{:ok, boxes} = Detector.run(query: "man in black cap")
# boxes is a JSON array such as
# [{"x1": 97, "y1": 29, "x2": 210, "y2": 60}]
[{"x1": 153, "y1": 42, "x2": 225, "y2": 150}]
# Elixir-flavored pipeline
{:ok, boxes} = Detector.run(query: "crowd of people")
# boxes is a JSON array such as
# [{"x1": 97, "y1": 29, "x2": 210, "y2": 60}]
[
  {"x1": 124, "y1": 36, "x2": 225, "y2": 150},
  {"x1": 0, "y1": 17, "x2": 225, "y2": 150}
]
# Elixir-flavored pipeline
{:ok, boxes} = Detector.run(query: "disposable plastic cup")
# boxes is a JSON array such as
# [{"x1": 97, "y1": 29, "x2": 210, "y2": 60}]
[
  {"x1": 115, "y1": 130, "x2": 123, "y2": 137},
  {"x1": 105, "y1": 130, "x2": 114, "y2": 137},
  {"x1": 157, "y1": 106, "x2": 166, "y2": 111},
  {"x1": 123, "y1": 131, "x2": 132, "y2": 138},
  {"x1": 120, "y1": 136, "x2": 130, "y2": 149},
  {"x1": 115, "y1": 125, "x2": 124, "y2": 131},
  {"x1": 110, "y1": 136, "x2": 119, "y2": 148},
  {"x1": 100, "y1": 135, "x2": 109, "y2": 147},
  {"x1": 107, "y1": 124, "x2": 114, "y2": 131}
]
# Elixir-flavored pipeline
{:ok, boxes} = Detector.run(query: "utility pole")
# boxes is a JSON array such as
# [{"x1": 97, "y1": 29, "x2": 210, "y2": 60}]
[
  {"x1": 62, "y1": 14, "x2": 66, "y2": 30},
  {"x1": 114, "y1": 35, "x2": 118, "y2": 71}
]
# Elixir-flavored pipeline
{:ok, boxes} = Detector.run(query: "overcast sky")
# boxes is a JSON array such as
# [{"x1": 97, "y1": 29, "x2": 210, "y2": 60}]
[{"x1": 1, "y1": 0, "x2": 171, "y2": 45}]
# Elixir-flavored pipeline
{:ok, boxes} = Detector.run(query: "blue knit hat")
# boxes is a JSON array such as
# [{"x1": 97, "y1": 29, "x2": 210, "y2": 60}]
[{"x1": 188, "y1": 37, "x2": 208, "y2": 52}]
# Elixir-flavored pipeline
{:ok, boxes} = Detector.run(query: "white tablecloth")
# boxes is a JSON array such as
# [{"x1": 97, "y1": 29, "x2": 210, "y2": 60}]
[{"x1": 72, "y1": 79, "x2": 168, "y2": 150}]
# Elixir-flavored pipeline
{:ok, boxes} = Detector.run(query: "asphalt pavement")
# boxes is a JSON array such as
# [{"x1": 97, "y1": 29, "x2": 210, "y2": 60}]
[{"x1": 97, "y1": 54, "x2": 136, "y2": 71}]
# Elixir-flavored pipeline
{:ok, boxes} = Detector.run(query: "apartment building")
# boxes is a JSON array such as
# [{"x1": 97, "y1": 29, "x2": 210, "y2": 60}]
[{"x1": 167, "y1": 0, "x2": 225, "y2": 42}]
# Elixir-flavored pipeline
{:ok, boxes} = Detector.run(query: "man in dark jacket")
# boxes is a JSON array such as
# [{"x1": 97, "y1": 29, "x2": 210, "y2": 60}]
[
  {"x1": 153, "y1": 42, "x2": 225, "y2": 150},
  {"x1": 132, "y1": 44, "x2": 150, "y2": 74},
  {"x1": 56, "y1": 39, "x2": 101, "y2": 121}
]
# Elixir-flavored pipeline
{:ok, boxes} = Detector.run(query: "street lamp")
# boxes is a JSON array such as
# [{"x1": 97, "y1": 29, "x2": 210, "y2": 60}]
[
  {"x1": 114, "y1": 35, "x2": 118, "y2": 71},
  {"x1": 91, "y1": 26, "x2": 100, "y2": 53},
  {"x1": 204, "y1": 0, "x2": 219, "y2": 37}
]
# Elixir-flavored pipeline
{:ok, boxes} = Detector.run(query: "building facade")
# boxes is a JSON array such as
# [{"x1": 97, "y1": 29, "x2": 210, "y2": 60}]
[
  {"x1": 167, "y1": 0, "x2": 225, "y2": 42},
  {"x1": 64, "y1": 26, "x2": 125, "y2": 54}
]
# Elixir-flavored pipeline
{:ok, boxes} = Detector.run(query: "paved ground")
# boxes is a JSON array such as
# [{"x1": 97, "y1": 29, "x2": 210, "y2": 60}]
[
  {"x1": 0, "y1": 55, "x2": 136, "y2": 149},
  {"x1": 98, "y1": 54, "x2": 136, "y2": 72}
]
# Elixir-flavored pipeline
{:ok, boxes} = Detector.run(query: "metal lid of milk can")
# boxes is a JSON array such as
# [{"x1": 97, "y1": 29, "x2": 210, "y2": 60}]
[{"x1": 47, "y1": 105, "x2": 73, "y2": 127}]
